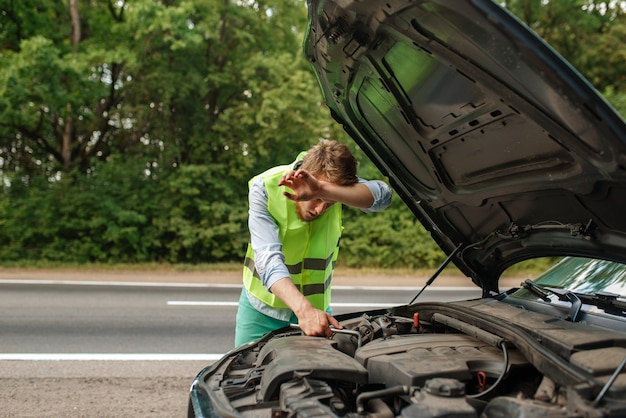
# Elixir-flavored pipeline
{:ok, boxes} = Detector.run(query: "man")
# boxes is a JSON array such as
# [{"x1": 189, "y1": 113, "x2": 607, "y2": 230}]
[{"x1": 235, "y1": 140, "x2": 392, "y2": 346}]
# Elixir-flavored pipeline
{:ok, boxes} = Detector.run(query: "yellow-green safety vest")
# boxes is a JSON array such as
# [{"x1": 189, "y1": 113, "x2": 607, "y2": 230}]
[{"x1": 243, "y1": 155, "x2": 342, "y2": 310}]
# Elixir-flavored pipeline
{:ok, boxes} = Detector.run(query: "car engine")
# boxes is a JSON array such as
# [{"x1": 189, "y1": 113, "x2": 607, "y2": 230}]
[{"x1": 192, "y1": 300, "x2": 626, "y2": 417}]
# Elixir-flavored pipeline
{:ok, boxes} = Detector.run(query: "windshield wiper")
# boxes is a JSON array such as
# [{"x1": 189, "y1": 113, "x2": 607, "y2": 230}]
[
  {"x1": 522, "y1": 280, "x2": 626, "y2": 319},
  {"x1": 522, "y1": 279, "x2": 551, "y2": 302},
  {"x1": 574, "y1": 291, "x2": 626, "y2": 316},
  {"x1": 522, "y1": 280, "x2": 581, "y2": 321}
]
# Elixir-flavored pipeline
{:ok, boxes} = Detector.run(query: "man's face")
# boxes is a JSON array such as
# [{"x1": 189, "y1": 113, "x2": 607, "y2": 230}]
[{"x1": 295, "y1": 199, "x2": 335, "y2": 222}]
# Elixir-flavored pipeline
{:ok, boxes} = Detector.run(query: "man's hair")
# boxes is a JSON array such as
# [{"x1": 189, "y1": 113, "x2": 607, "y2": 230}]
[{"x1": 300, "y1": 140, "x2": 359, "y2": 186}]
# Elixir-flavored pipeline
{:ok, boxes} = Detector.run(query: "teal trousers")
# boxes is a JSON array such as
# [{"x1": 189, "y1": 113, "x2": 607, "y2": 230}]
[{"x1": 234, "y1": 288, "x2": 297, "y2": 347}]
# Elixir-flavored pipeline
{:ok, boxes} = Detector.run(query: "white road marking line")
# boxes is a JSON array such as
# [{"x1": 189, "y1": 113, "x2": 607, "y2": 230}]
[
  {"x1": 333, "y1": 286, "x2": 477, "y2": 291},
  {"x1": 0, "y1": 353, "x2": 223, "y2": 361},
  {"x1": 167, "y1": 301, "x2": 403, "y2": 308},
  {"x1": 168, "y1": 301, "x2": 240, "y2": 306},
  {"x1": 331, "y1": 303, "x2": 405, "y2": 307},
  {"x1": 0, "y1": 279, "x2": 241, "y2": 288}
]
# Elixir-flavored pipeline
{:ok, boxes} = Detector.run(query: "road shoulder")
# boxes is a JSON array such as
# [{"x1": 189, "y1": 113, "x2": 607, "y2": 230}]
[{"x1": 0, "y1": 267, "x2": 523, "y2": 288}]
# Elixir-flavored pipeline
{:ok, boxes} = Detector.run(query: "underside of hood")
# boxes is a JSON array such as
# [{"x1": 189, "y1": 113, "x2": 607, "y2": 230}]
[{"x1": 304, "y1": 0, "x2": 626, "y2": 292}]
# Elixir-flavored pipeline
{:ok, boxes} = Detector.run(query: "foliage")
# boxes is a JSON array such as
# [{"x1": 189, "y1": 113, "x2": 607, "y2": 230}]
[
  {"x1": 502, "y1": 0, "x2": 626, "y2": 114},
  {"x1": 0, "y1": 156, "x2": 162, "y2": 262},
  {"x1": 0, "y1": 0, "x2": 625, "y2": 269},
  {"x1": 155, "y1": 164, "x2": 249, "y2": 263},
  {"x1": 340, "y1": 195, "x2": 444, "y2": 269}
]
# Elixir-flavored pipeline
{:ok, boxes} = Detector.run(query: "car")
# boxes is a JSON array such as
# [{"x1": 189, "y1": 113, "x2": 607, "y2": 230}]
[{"x1": 188, "y1": 0, "x2": 626, "y2": 417}]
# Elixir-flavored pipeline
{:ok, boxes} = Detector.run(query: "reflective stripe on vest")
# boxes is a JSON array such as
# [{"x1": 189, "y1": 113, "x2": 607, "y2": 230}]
[{"x1": 242, "y1": 155, "x2": 342, "y2": 310}]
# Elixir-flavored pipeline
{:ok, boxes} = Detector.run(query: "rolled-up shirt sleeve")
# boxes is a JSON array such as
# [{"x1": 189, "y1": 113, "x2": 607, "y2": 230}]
[
  {"x1": 359, "y1": 178, "x2": 393, "y2": 212},
  {"x1": 248, "y1": 177, "x2": 291, "y2": 291}
]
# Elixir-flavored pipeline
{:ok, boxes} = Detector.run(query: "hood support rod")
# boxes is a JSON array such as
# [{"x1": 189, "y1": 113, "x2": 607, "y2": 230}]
[{"x1": 409, "y1": 243, "x2": 463, "y2": 304}]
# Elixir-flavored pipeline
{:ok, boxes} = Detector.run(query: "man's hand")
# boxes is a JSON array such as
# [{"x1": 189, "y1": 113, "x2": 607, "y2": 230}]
[
  {"x1": 278, "y1": 169, "x2": 376, "y2": 209},
  {"x1": 269, "y1": 277, "x2": 342, "y2": 338},
  {"x1": 296, "y1": 306, "x2": 342, "y2": 338},
  {"x1": 278, "y1": 169, "x2": 322, "y2": 201}
]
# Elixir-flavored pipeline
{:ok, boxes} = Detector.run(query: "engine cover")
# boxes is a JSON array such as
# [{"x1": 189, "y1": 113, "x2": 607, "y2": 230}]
[
  {"x1": 257, "y1": 336, "x2": 368, "y2": 401},
  {"x1": 355, "y1": 334, "x2": 528, "y2": 387}
]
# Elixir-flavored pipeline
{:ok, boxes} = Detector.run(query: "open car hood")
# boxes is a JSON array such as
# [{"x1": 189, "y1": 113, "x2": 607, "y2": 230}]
[{"x1": 304, "y1": 0, "x2": 626, "y2": 292}]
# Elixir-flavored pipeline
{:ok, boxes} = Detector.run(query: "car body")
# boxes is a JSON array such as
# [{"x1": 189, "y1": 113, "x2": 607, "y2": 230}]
[{"x1": 188, "y1": 0, "x2": 626, "y2": 417}]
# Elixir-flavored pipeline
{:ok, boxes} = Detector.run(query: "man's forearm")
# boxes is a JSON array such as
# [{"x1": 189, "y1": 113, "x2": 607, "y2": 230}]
[
  {"x1": 268, "y1": 277, "x2": 313, "y2": 317},
  {"x1": 319, "y1": 182, "x2": 374, "y2": 209},
  {"x1": 278, "y1": 169, "x2": 376, "y2": 209}
]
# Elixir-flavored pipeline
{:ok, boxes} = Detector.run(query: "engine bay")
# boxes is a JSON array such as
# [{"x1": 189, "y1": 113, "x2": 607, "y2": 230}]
[{"x1": 195, "y1": 300, "x2": 626, "y2": 417}]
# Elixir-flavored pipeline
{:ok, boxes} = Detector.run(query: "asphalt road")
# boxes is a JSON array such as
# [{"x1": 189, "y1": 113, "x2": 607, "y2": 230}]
[
  {"x1": 0, "y1": 275, "x2": 495, "y2": 417},
  {"x1": 0, "y1": 280, "x2": 484, "y2": 357}
]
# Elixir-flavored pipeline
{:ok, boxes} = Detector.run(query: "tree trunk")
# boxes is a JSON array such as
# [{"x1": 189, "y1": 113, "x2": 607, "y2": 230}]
[
  {"x1": 69, "y1": 0, "x2": 81, "y2": 47},
  {"x1": 63, "y1": 0, "x2": 81, "y2": 170}
]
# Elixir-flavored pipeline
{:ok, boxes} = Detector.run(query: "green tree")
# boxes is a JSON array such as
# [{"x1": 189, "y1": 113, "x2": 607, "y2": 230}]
[
  {"x1": 0, "y1": 0, "x2": 343, "y2": 264},
  {"x1": 1, "y1": 0, "x2": 625, "y2": 266},
  {"x1": 0, "y1": 0, "x2": 132, "y2": 177},
  {"x1": 0, "y1": 156, "x2": 162, "y2": 262},
  {"x1": 502, "y1": 0, "x2": 626, "y2": 114}
]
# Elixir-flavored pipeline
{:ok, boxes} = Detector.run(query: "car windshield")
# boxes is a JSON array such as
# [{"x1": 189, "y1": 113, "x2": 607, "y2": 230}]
[{"x1": 516, "y1": 257, "x2": 626, "y2": 298}]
